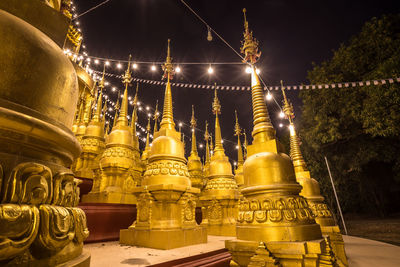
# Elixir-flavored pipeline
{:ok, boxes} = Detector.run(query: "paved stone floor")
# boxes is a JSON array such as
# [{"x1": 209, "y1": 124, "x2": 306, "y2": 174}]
[{"x1": 84, "y1": 235, "x2": 400, "y2": 266}]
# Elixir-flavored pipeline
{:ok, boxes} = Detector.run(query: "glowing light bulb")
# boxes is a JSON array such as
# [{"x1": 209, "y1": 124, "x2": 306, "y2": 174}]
[
  {"x1": 132, "y1": 63, "x2": 138, "y2": 69},
  {"x1": 221, "y1": 139, "x2": 224, "y2": 144},
  {"x1": 108, "y1": 107, "x2": 113, "y2": 112},
  {"x1": 117, "y1": 63, "x2": 122, "y2": 69},
  {"x1": 129, "y1": 101, "x2": 133, "y2": 105},
  {"x1": 279, "y1": 123, "x2": 283, "y2": 128},
  {"x1": 179, "y1": 122, "x2": 183, "y2": 127},
  {"x1": 208, "y1": 66, "x2": 214, "y2": 74},
  {"x1": 175, "y1": 66, "x2": 181, "y2": 73},
  {"x1": 199, "y1": 144, "x2": 203, "y2": 148},
  {"x1": 86, "y1": 58, "x2": 91, "y2": 62},
  {"x1": 245, "y1": 66, "x2": 252, "y2": 74},
  {"x1": 236, "y1": 145, "x2": 239, "y2": 149},
  {"x1": 137, "y1": 101, "x2": 141, "y2": 105},
  {"x1": 266, "y1": 92, "x2": 272, "y2": 101},
  {"x1": 234, "y1": 162, "x2": 237, "y2": 166},
  {"x1": 94, "y1": 59, "x2": 99, "y2": 64},
  {"x1": 147, "y1": 113, "x2": 151, "y2": 117},
  {"x1": 151, "y1": 65, "x2": 156, "y2": 71},
  {"x1": 256, "y1": 68, "x2": 261, "y2": 74},
  {"x1": 105, "y1": 61, "x2": 110, "y2": 66},
  {"x1": 128, "y1": 96, "x2": 132, "y2": 100},
  {"x1": 146, "y1": 106, "x2": 150, "y2": 111},
  {"x1": 279, "y1": 112, "x2": 285, "y2": 118},
  {"x1": 112, "y1": 87, "x2": 116, "y2": 92},
  {"x1": 104, "y1": 82, "x2": 109, "y2": 86},
  {"x1": 138, "y1": 107, "x2": 142, "y2": 111}
]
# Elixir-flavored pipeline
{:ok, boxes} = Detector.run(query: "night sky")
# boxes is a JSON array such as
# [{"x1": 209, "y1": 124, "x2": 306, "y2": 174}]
[{"x1": 74, "y1": 0, "x2": 400, "y2": 162}]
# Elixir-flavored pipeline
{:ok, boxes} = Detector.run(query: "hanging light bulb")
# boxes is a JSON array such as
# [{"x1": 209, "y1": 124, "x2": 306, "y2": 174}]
[
  {"x1": 94, "y1": 59, "x2": 99, "y2": 64},
  {"x1": 279, "y1": 111, "x2": 285, "y2": 118},
  {"x1": 207, "y1": 26, "x2": 213, "y2": 41},
  {"x1": 245, "y1": 66, "x2": 252, "y2": 74},
  {"x1": 132, "y1": 63, "x2": 138, "y2": 69},
  {"x1": 151, "y1": 65, "x2": 156, "y2": 71},
  {"x1": 112, "y1": 87, "x2": 116, "y2": 92},
  {"x1": 105, "y1": 61, "x2": 110, "y2": 66},
  {"x1": 175, "y1": 66, "x2": 181, "y2": 73},
  {"x1": 279, "y1": 123, "x2": 283, "y2": 128},
  {"x1": 199, "y1": 144, "x2": 204, "y2": 148},
  {"x1": 256, "y1": 68, "x2": 261, "y2": 74},
  {"x1": 208, "y1": 65, "x2": 214, "y2": 74},
  {"x1": 266, "y1": 92, "x2": 272, "y2": 101},
  {"x1": 117, "y1": 63, "x2": 122, "y2": 69}
]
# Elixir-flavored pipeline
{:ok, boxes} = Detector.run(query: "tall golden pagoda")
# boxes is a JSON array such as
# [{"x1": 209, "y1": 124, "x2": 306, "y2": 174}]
[
  {"x1": 234, "y1": 110, "x2": 245, "y2": 189},
  {"x1": 187, "y1": 105, "x2": 205, "y2": 190},
  {"x1": 226, "y1": 9, "x2": 334, "y2": 266},
  {"x1": 82, "y1": 56, "x2": 143, "y2": 204},
  {"x1": 200, "y1": 89, "x2": 240, "y2": 236},
  {"x1": 0, "y1": 1, "x2": 89, "y2": 265},
  {"x1": 120, "y1": 39, "x2": 207, "y2": 249},
  {"x1": 74, "y1": 67, "x2": 107, "y2": 179},
  {"x1": 281, "y1": 82, "x2": 348, "y2": 266}
]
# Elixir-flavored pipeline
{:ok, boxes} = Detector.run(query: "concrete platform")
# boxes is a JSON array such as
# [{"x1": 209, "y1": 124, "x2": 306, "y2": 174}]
[{"x1": 84, "y1": 235, "x2": 400, "y2": 266}]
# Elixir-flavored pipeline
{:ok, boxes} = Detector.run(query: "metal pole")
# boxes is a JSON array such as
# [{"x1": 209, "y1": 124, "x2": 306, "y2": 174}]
[{"x1": 324, "y1": 156, "x2": 348, "y2": 235}]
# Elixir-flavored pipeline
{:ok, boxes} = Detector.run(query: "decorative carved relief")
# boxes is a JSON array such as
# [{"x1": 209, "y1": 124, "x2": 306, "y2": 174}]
[
  {"x1": 208, "y1": 199, "x2": 222, "y2": 221},
  {"x1": 237, "y1": 196, "x2": 314, "y2": 224},
  {"x1": 2, "y1": 163, "x2": 53, "y2": 205},
  {"x1": 144, "y1": 161, "x2": 190, "y2": 177},
  {"x1": 0, "y1": 204, "x2": 39, "y2": 260},
  {"x1": 53, "y1": 173, "x2": 79, "y2": 207}
]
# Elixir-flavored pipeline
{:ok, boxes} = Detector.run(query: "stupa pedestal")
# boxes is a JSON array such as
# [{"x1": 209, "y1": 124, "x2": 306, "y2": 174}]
[{"x1": 120, "y1": 41, "x2": 207, "y2": 249}]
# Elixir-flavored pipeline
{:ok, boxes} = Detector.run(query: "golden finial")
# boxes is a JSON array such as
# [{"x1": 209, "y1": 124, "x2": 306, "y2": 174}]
[
  {"x1": 122, "y1": 55, "x2": 133, "y2": 87},
  {"x1": 102, "y1": 99, "x2": 107, "y2": 122},
  {"x1": 133, "y1": 82, "x2": 139, "y2": 106},
  {"x1": 243, "y1": 129, "x2": 248, "y2": 159},
  {"x1": 241, "y1": 8, "x2": 261, "y2": 64},
  {"x1": 212, "y1": 84, "x2": 221, "y2": 115},
  {"x1": 162, "y1": 39, "x2": 175, "y2": 80},
  {"x1": 234, "y1": 110, "x2": 244, "y2": 165},
  {"x1": 116, "y1": 55, "x2": 132, "y2": 126},
  {"x1": 240, "y1": 10, "x2": 275, "y2": 143},
  {"x1": 112, "y1": 91, "x2": 120, "y2": 128},
  {"x1": 131, "y1": 83, "x2": 139, "y2": 132},
  {"x1": 190, "y1": 106, "x2": 198, "y2": 156},
  {"x1": 190, "y1": 105, "x2": 197, "y2": 129},
  {"x1": 281, "y1": 80, "x2": 294, "y2": 123},
  {"x1": 234, "y1": 110, "x2": 241, "y2": 136},
  {"x1": 104, "y1": 122, "x2": 110, "y2": 138},
  {"x1": 92, "y1": 89, "x2": 103, "y2": 123},
  {"x1": 160, "y1": 40, "x2": 175, "y2": 129},
  {"x1": 204, "y1": 121, "x2": 210, "y2": 163},
  {"x1": 99, "y1": 64, "x2": 106, "y2": 90},
  {"x1": 152, "y1": 100, "x2": 160, "y2": 135}
]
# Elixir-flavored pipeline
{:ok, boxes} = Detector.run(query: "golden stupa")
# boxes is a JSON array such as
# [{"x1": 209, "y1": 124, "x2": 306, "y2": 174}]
[
  {"x1": 141, "y1": 116, "x2": 152, "y2": 162},
  {"x1": 74, "y1": 68, "x2": 107, "y2": 180},
  {"x1": 225, "y1": 9, "x2": 336, "y2": 266},
  {"x1": 0, "y1": 0, "x2": 89, "y2": 265},
  {"x1": 187, "y1": 105, "x2": 206, "y2": 190},
  {"x1": 200, "y1": 89, "x2": 240, "y2": 236},
  {"x1": 281, "y1": 83, "x2": 348, "y2": 266},
  {"x1": 120, "y1": 39, "x2": 207, "y2": 249},
  {"x1": 82, "y1": 57, "x2": 143, "y2": 204},
  {"x1": 234, "y1": 110, "x2": 245, "y2": 189}
]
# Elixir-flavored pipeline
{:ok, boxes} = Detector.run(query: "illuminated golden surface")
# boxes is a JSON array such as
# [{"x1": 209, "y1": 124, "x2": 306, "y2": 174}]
[
  {"x1": 200, "y1": 89, "x2": 240, "y2": 236},
  {"x1": 225, "y1": 10, "x2": 334, "y2": 266},
  {"x1": 0, "y1": 2, "x2": 89, "y2": 266},
  {"x1": 120, "y1": 40, "x2": 207, "y2": 249}
]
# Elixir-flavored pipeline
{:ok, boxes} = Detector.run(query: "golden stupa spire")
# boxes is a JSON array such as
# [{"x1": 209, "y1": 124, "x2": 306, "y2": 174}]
[
  {"x1": 153, "y1": 100, "x2": 160, "y2": 135},
  {"x1": 116, "y1": 55, "x2": 132, "y2": 126},
  {"x1": 91, "y1": 89, "x2": 103, "y2": 123},
  {"x1": 281, "y1": 81, "x2": 308, "y2": 173},
  {"x1": 104, "y1": 122, "x2": 110, "y2": 139},
  {"x1": 77, "y1": 96, "x2": 85, "y2": 123},
  {"x1": 234, "y1": 110, "x2": 244, "y2": 165},
  {"x1": 131, "y1": 82, "x2": 139, "y2": 132},
  {"x1": 190, "y1": 105, "x2": 198, "y2": 156},
  {"x1": 160, "y1": 39, "x2": 175, "y2": 130},
  {"x1": 212, "y1": 86, "x2": 224, "y2": 155},
  {"x1": 144, "y1": 116, "x2": 151, "y2": 151},
  {"x1": 241, "y1": 9, "x2": 274, "y2": 144},
  {"x1": 112, "y1": 90, "x2": 121, "y2": 128},
  {"x1": 204, "y1": 121, "x2": 210, "y2": 163}
]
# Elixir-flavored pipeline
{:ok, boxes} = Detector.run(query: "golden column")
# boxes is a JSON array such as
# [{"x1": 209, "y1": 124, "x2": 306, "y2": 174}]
[
  {"x1": 187, "y1": 105, "x2": 205, "y2": 190},
  {"x1": 74, "y1": 67, "x2": 107, "y2": 179},
  {"x1": 281, "y1": 82, "x2": 348, "y2": 266},
  {"x1": 226, "y1": 9, "x2": 334, "y2": 266},
  {"x1": 200, "y1": 89, "x2": 240, "y2": 236},
  {"x1": 82, "y1": 56, "x2": 142, "y2": 204},
  {"x1": 0, "y1": 1, "x2": 89, "y2": 266},
  {"x1": 234, "y1": 110, "x2": 245, "y2": 189},
  {"x1": 120, "y1": 39, "x2": 207, "y2": 249}
]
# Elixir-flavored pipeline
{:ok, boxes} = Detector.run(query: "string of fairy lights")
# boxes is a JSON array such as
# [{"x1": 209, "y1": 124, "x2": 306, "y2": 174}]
[{"x1": 69, "y1": 0, "x2": 399, "y2": 166}]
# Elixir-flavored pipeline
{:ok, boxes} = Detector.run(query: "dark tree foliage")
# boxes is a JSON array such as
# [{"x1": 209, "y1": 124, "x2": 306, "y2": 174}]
[{"x1": 299, "y1": 14, "x2": 400, "y2": 217}]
